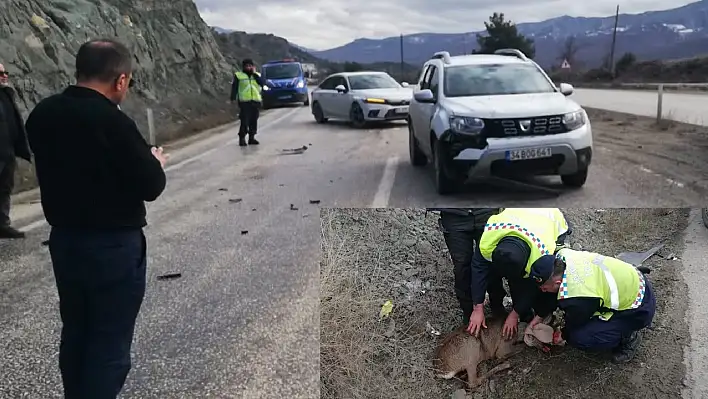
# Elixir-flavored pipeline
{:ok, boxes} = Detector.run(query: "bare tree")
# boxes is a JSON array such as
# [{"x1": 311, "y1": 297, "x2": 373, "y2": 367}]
[{"x1": 558, "y1": 36, "x2": 581, "y2": 67}]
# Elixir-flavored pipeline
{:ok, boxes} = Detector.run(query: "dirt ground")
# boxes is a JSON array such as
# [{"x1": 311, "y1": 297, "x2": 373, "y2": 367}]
[
  {"x1": 586, "y1": 108, "x2": 708, "y2": 197},
  {"x1": 320, "y1": 208, "x2": 690, "y2": 399}
]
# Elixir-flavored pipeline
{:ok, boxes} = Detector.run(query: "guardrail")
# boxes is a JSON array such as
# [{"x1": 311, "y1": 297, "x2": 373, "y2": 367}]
[{"x1": 600, "y1": 82, "x2": 708, "y2": 123}]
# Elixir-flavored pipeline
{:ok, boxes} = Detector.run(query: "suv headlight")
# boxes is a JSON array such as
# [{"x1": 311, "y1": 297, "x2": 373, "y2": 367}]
[
  {"x1": 562, "y1": 109, "x2": 586, "y2": 131},
  {"x1": 450, "y1": 116, "x2": 485, "y2": 135},
  {"x1": 296, "y1": 80, "x2": 305, "y2": 88},
  {"x1": 262, "y1": 85, "x2": 270, "y2": 91}
]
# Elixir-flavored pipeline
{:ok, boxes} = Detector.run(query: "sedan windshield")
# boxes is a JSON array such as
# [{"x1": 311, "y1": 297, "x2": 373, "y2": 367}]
[
  {"x1": 443, "y1": 63, "x2": 556, "y2": 97},
  {"x1": 348, "y1": 74, "x2": 401, "y2": 90},
  {"x1": 263, "y1": 63, "x2": 302, "y2": 79}
]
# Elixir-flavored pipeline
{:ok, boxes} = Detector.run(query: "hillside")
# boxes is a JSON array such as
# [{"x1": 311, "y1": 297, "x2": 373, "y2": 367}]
[
  {"x1": 311, "y1": 0, "x2": 708, "y2": 69},
  {"x1": 212, "y1": 30, "x2": 321, "y2": 69},
  {"x1": 2, "y1": 0, "x2": 234, "y2": 144},
  {"x1": 211, "y1": 29, "x2": 420, "y2": 82}
]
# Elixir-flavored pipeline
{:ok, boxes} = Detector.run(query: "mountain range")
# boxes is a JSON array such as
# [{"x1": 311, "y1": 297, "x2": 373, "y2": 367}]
[{"x1": 308, "y1": 0, "x2": 708, "y2": 69}]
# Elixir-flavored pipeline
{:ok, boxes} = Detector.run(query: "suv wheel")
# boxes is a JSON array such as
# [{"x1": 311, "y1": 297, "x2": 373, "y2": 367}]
[
  {"x1": 349, "y1": 103, "x2": 366, "y2": 128},
  {"x1": 312, "y1": 102, "x2": 328, "y2": 123},
  {"x1": 408, "y1": 121, "x2": 427, "y2": 166},
  {"x1": 303, "y1": 96, "x2": 310, "y2": 106},
  {"x1": 432, "y1": 138, "x2": 457, "y2": 195},
  {"x1": 560, "y1": 169, "x2": 588, "y2": 188}
]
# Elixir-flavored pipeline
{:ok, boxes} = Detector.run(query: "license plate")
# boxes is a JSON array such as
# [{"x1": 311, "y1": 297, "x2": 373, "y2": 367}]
[
  {"x1": 505, "y1": 147, "x2": 552, "y2": 161},
  {"x1": 395, "y1": 106, "x2": 409, "y2": 114},
  {"x1": 278, "y1": 95, "x2": 291, "y2": 100}
]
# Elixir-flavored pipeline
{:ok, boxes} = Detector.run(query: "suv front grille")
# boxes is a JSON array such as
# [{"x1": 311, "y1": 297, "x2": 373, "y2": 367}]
[{"x1": 483, "y1": 115, "x2": 568, "y2": 137}]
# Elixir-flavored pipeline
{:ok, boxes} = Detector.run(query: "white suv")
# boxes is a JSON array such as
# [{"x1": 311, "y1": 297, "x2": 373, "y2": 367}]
[{"x1": 407, "y1": 49, "x2": 592, "y2": 195}]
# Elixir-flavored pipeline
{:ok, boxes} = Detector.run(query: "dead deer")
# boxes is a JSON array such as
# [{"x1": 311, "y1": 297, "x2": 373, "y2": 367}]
[{"x1": 433, "y1": 317, "x2": 526, "y2": 388}]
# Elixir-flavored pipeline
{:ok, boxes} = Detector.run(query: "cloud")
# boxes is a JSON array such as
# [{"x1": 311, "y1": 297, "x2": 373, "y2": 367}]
[{"x1": 196, "y1": 0, "x2": 691, "y2": 50}]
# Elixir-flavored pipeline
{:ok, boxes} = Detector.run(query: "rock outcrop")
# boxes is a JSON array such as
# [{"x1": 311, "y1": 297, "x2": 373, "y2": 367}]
[{"x1": 1, "y1": 0, "x2": 234, "y2": 144}]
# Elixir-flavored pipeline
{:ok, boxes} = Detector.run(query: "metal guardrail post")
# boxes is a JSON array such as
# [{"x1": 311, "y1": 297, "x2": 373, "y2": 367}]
[
  {"x1": 147, "y1": 108, "x2": 156, "y2": 145},
  {"x1": 656, "y1": 84, "x2": 663, "y2": 123}
]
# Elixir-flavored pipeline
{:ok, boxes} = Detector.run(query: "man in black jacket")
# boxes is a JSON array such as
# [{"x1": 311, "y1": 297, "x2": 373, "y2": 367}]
[
  {"x1": 25, "y1": 39, "x2": 167, "y2": 399},
  {"x1": 429, "y1": 208, "x2": 502, "y2": 325},
  {"x1": 0, "y1": 63, "x2": 32, "y2": 239}
]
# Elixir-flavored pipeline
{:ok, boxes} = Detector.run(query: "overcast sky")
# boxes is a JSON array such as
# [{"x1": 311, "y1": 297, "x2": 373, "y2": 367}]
[{"x1": 196, "y1": 0, "x2": 695, "y2": 50}]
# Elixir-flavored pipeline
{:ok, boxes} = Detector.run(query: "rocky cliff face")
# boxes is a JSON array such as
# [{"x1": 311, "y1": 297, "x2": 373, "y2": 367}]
[{"x1": 1, "y1": 0, "x2": 234, "y2": 143}]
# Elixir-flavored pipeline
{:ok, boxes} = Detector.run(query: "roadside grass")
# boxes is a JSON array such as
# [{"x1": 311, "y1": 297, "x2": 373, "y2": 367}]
[{"x1": 320, "y1": 208, "x2": 689, "y2": 399}]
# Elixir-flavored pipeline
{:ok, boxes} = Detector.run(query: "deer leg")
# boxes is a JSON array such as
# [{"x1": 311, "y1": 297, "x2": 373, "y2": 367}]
[
  {"x1": 480, "y1": 361, "x2": 511, "y2": 379},
  {"x1": 465, "y1": 362, "x2": 481, "y2": 388}
]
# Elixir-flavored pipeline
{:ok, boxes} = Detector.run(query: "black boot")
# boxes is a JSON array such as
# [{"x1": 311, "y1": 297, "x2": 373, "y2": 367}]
[
  {"x1": 612, "y1": 331, "x2": 642, "y2": 364},
  {"x1": 239, "y1": 136, "x2": 247, "y2": 147},
  {"x1": 0, "y1": 225, "x2": 25, "y2": 239},
  {"x1": 248, "y1": 135, "x2": 259, "y2": 145}
]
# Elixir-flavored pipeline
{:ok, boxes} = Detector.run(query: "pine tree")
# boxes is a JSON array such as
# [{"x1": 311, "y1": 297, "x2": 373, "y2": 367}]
[{"x1": 476, "y1": 13, "x2": 535, "y2": 59}]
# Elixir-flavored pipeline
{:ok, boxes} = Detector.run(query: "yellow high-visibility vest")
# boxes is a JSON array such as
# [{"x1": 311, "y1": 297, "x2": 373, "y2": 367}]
[
  {"x1": 557, "y1": 248, "x2": 645, "y2": 321},
  {"x1": 234, "y1": 71, "x2": 262, "y2": 102},
  {"x1": 479, "y1": 208, "x2": 569, "y2": 277}
]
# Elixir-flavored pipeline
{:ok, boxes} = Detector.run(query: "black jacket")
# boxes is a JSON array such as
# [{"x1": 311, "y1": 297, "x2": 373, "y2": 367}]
[
  {"x1": 25, "y1": 86, "x2": 166, "y2": 229},
  {"x1": 432, "y1": 208, "x2": 501, "y2": 232},
  {"x1": 0, "y1": 86, "x2": 31, "y2": 162}
]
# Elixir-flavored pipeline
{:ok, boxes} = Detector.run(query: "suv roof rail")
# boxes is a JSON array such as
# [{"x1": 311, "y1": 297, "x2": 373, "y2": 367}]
[
  {"x1": 432, "y1": 51, "x2": 452, "y2": 64},
  {"x1": 493, "y1": 48, "x2": 528, "y2": 61}
]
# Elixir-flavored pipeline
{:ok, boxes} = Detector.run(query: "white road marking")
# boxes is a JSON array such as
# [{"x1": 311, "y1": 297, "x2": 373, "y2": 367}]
[
  {"x1": 637, "y1": 165, "x2": 686, "y2": 188},
  {"x1": 370, "y1": 156, "x2": 399, "y2": 208},
  {"x1": 19, "y1": 106, "x2": 303, "y2": 233},
  {"x1": 166, "y1": 107, "x2": 300, "y2": 172},
  {"x1": 600, "y1": 146, "x2": 687, "y2": 189}
]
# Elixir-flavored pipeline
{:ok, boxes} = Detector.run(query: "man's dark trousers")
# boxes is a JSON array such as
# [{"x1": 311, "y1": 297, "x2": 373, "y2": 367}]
[
  {"x1": 439, "y1": 211, "x2": 502, "y2": 323},
  {"x1": 238, "y1": 101, "x2": 260, "y2": 138},
  {"x1": 49, "y1": 227, "x2": 147, "y2": 399},
  {"x1": 0, "y1": 158, "x2": 15, "y2": 226},
  {"x1": 565, "y1": 279, "x2": 656, "y2": 351}
]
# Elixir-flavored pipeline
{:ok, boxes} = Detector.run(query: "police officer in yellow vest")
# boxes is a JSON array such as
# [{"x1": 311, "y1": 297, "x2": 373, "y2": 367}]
[
  {"x1": 230, "y1": 59, "x2": 266, "y2": 147},
  {"x1": 466, "y1": 208, "x2": 571, "y2": 340},
  {"x1": 530, "y1": 248, "x2": 655, "y2": 363}
]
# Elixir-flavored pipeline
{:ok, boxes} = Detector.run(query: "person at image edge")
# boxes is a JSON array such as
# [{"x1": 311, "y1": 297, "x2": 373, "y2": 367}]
[{"x1": 0, "y1": 62, "x2": 32, "y2": 239}]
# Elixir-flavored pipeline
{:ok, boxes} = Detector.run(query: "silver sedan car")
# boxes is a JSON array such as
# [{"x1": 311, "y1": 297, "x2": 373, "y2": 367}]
[{"x1": 310, "y1": 71, "x2": 413, "y2": 128}]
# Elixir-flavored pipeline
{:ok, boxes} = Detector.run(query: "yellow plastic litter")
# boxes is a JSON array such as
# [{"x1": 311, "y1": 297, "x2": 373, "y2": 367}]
[{"x1": 379, "y1": 300, "x2": 393, "y2": 319}]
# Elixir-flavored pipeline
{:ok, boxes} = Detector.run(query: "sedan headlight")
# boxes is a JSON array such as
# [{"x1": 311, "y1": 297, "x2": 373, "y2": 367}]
[
  {"x1": 562, "y1": 109, "x2": 586, "y2": 131},
  {"x1": 364, "y1": 98, "x2": 386, "y2": 104},
  {"x1": 296, "y1": 80, "x2": 305, "y2": 88},
  {"x1": 450, "y1": 116, "x2": 485, "y2": 135}
]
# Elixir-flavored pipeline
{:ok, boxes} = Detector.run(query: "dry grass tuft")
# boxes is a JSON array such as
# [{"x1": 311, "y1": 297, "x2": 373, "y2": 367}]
[{"x1": 319, "y1": 209, "x2": 450, "y2": 399}]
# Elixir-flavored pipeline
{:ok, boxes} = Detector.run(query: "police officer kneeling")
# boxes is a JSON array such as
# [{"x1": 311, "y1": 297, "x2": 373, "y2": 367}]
[
  {"x1": 467, "y1": 208, "x2": 571, "y2": 340},
  {"x1": 530, "y1": 248, "x2": 656, "y2": 363}
]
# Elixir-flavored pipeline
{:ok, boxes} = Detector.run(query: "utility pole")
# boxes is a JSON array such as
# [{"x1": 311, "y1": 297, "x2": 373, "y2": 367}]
[
  {"x1": 609, "y1": 4, "x2": 620, "y2": 76},
  {"x1": 399, "y1": 33, "x2": 404, "y2": 80}
]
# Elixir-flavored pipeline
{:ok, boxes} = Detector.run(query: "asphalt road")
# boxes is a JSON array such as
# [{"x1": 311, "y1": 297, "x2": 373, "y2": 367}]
[
  {"x1": 571, "y1": 88, "x2": 708, "y2": 126},
  {"x1": 2, "y1": 101, "x2": 707, "y2": 397}
]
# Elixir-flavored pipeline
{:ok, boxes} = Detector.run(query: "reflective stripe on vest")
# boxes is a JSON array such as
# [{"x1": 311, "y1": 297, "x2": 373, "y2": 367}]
[
  {"x1": 558, "y1": 249, "x2": 645, "y2": 320},
  {"x1": 479, "y1": 208, "x2": 565, "y2": 277},
  {"x1": 234, "y1": 71, "x2": 262, "y2": 102}
]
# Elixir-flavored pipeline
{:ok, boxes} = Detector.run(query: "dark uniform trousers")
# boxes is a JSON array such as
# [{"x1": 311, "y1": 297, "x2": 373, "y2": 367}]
[
  {"x1": 0, "y1": 158, "x2": 15, "y2": 226},
  {"x1": 238, "y1": 101, "x2": 260, "y2": 138},
  {"x1": 566, "y1": 278, "x2": 656, "y2": 351},
  {"x1": 438, "y1": 211, "x2": 501, "y2": 322},
  {"x1": 49, "y1": 227, "x2": 147, "y2": 399}
]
